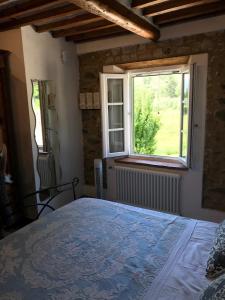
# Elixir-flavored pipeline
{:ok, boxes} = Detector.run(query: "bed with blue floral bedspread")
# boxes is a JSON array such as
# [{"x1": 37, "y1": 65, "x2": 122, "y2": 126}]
[{"x1": 0, "y1": 198, "x2": 217, "y2": 300}]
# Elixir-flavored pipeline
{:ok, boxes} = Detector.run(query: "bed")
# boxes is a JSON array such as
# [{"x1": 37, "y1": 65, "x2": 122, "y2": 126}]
[{"x1": 0, "y1": 198, "x2": 217, "y2": 300}]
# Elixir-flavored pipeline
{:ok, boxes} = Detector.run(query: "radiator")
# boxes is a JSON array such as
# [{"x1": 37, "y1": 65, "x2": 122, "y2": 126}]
[
  {"x1": 37, "y1": 153, "x2": 56, "y2": 189},
  {"x1": 115, "y1": 166, "x2": 181, "y2": 214}
]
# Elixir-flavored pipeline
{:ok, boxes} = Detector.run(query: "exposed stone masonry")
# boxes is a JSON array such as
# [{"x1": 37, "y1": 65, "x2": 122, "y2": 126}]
[{"x1": 79, "y1": 30, "x2": 225, "y2": 211}]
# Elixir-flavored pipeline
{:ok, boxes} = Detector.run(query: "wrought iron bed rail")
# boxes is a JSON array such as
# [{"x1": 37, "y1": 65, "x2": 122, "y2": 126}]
[{"x1": 23, "y1": 177, "x2": 79, "y2": 219}]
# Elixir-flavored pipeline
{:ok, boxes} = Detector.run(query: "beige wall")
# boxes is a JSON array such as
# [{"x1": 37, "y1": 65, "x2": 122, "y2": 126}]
[
  {"x1": 21, "y1": 26, "x2": 84, "y2": 210},
  {"x1": 0, "y1": 29, "x2": 35, "y2": 198}
]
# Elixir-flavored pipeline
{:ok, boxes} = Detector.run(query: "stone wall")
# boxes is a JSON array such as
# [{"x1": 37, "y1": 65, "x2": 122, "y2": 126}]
[{"x1": 79, "y1": 30, "x2": 225, "y2": 211}]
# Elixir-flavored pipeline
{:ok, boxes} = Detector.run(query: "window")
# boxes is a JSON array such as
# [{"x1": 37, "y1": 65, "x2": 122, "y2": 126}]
[
  {"x1": 101, "y1": 64, "x2": 195, "y2": 167},
  {"x1": 32, "y1": 80, "x2": 49, "y2": 152},
  {"x1": 101, "y1": 74, "x2": 129, "y2": 157}
]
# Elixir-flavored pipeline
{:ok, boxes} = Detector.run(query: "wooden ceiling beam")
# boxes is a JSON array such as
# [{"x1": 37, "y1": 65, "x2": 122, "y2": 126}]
[
  {"x1": 59, "y1": 23, "x2": 117, "y2": 38},
  {"x1": 0, "y1": 0, "x2": 62, "y2": 21},
  {"x1": 72, "y1": 31, "x2": 129, "y2": 44},
  {"x1": 52, "y1": 19, "x2": 113, "y2": 38},
  {"x1": 0, "y1": 4, "x2": 83, "y2": 31},
  {"x1": 143, "y1": 0, "x2": 218, "y2": 17},
  {"x1": 35, "y1": 13, "x2": 102, "y2": 33},
  {"x1": 132, "y1": 0, "x2": 170, "y2": 9},
  {"x1": 66, "y1": 0, "x2": 160, "y2": 40},
  {"x1": 154, "y1": 1, "x2": 225, "y2": 25},
  {"x1": 66, "y1": 25, "x2": 128, "y2": 42}
]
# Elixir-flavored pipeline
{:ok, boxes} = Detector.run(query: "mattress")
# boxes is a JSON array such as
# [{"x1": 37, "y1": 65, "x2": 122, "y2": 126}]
[
  {"x1": 113, "y1": 201, "x2": 217, "y2": 300},
  {"x1": 0, "y1": 198, "x2": 217, "y2": 300}
]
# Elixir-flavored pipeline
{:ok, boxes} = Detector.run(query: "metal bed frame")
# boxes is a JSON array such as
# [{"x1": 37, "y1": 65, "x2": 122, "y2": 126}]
[{"x1": 23, "y1": 177, "x2": 79, "y2": 219}]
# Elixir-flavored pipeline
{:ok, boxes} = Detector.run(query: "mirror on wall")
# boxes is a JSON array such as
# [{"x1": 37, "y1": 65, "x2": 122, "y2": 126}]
[{"x1": 31, "y1": 80, "x2": 61, "y2": 199}]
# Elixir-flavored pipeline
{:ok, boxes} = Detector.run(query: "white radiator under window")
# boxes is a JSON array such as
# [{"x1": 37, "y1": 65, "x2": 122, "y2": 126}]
[
  {"x1": 115, "y1": 166, "x2": 181, "y2": 214},
  {"x1": 37, "y1": 153, "x2": 56, "y2": 189}
]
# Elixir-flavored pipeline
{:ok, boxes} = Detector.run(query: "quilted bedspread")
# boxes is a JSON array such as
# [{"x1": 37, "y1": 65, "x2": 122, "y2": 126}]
[{"x1": 0, "y1": 198, "x2": 195, "y2": 300}]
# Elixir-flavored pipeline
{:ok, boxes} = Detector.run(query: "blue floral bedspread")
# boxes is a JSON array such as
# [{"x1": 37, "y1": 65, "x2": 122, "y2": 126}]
[{"x1": 0, "y1": 198, "x2": 191, "y2": 300}]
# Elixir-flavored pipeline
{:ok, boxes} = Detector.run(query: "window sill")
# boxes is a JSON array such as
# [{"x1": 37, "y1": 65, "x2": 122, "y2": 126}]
[
  {"x1": 38, "y1": 150, "x2": 48, "y2": 155},
  {"x1": 114, "y1": 156, "x2": 188, "y2": 171}
]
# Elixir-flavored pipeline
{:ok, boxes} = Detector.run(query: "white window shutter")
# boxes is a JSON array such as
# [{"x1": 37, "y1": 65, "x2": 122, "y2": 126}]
[
  {"x1": 100, "y1": 73, "x2": 129, "y2": 158},
  {"x1": 186, "y1": 63, "x2": 196, "y2": 168}
]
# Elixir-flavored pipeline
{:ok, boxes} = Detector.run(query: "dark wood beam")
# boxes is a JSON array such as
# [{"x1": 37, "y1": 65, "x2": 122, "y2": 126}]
[
  {"x1": 35, "y1": 13, "x2": 102, "y2": 33},
  {"x1": 66, "y1": 25, "x2": 128, "y2": 42},
  {"x1": 143, "y1": 0, "x2": 218, "y2": 17},
  {"x1": 66, "y1": 0, "x2": 160, "y2": 40},
  {"x1": 52, "y1": 19, "x2": 113, "y2": 38},
  {"x1": 132, "y1": 0, "x2": 170, "y2": 9},
  {"x1": 154, "y1": 1, "x2": 225, "y2": 25},
  {"x1": 73, "y1": 31, "x2": 129, "y2": 43},
  {"x1": 0, "y1": 0, "x2": 62, "y2": 21},
  {"x1": 0, "y1": 4, "x2": 83, "y2": 31}
]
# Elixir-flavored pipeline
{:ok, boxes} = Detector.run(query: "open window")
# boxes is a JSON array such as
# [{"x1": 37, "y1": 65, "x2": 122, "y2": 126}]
[
  {"x1": 101, "y1": 61, "x2": 195, "y2": 167},
  {"x1": 101, "y1": 74, "x2": 129, "y2": 157}
]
